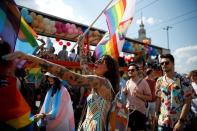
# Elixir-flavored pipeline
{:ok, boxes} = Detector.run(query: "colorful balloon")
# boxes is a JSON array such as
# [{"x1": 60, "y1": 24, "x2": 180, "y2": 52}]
[
  {"x1": 66, "y1": 42, "x2": 71, "y2": 46},
  {"x1": 25, "y1": 15, "x2": 33, "y2": 23},
  {"x1": 68, "y1": 28, "x2": 74, "y2": 34},
  {"x1": 59, "y1": 41, "x2": 63, "y2": 45},
  {"x1": 21, "y1": 8, "x2": 28, "y2": 17},
  {"x1": 65, "y1": 23, "x2": 71, "y2": 29},
  {"x1": 56, "y1": 38, "x2": 60, "y2": 42},
  {"x1": 30, "y1": 12, "x2": 36, "y2": 18},
  {"x1": 37, "y1": 15, "x2": 43, "y2": 22}
]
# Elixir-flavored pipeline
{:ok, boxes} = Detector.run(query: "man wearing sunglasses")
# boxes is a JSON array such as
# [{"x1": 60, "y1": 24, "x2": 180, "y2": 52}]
[
  {"x1": 123, "y1": 63, "x2": 152, "y2": 131},
  {"x1": 155, "y1": 54, "x2": 194, "y2": 131}
]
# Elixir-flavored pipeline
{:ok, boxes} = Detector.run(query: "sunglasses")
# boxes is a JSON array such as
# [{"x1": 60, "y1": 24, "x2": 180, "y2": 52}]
[
  {"x1": 41, "y1": 70, "x2": 47, "y2": 73},
  {"x1": 160, "y1": 61, "x2": 170, "y2": 66},
  {"x1": 128, "y1": 69, "x2": 136, "y2": 72}
]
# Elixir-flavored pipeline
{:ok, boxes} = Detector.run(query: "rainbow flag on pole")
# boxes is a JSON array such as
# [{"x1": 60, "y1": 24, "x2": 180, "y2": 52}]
[
  {"x1": 0, "y1": 0, "x2": 38, "y2": 52},
  {"x1": 104, "y1": 0, "x2": 126, "y2": 36},
  {"x1": 95, "y1": 18, "x2": 132, "y2": 59},
  {"x1": 95, "y1": 0, "x2": 136, "y2": 59}
]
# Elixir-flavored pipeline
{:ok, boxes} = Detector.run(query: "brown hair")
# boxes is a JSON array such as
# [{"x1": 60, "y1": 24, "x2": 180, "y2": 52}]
[{"x1": 102, "y1": 55, "x2": 120, "y2": 96}]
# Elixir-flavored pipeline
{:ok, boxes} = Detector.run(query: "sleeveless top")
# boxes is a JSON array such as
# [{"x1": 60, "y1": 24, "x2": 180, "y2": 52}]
[{"x1": 79, "y1": 91, "x2": 111, "y2": 131}]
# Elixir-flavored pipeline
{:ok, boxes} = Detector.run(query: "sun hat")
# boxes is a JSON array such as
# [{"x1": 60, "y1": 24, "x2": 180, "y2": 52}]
[
  {"x1": 44, "y1": 72, "x2": 63, "y2": 81},
  {"x1": 44, "y1": 72, "x2": 56, "y2": 78}
]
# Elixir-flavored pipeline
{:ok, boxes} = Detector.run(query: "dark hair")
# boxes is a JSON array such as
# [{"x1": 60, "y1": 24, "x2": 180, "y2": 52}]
[
  {"x1": 102, "y1": 55, "x2": 120, "y2": 96},
  {"x1": 50, "y1": 47, "x2": 55, "y2": 53},
  {"x1": 160, "y1": 54, "x2": 174, "y2": 63},
  {"x1": 0, "y1": 40, "x2": 13, "y2": 68},
  {"x1": 128, "y1": 63, "x2": 139, "y2": 71},
  {"x1": 63, "y1": 45, "x2": 67, "y2": 49},
  {"x1": 146, "y1": 68, "x2": 153, "y2": 76},
  {"x1": 71, "y1": 49, "x2": 75, "y2": 53},
  {"x1": 119, "y1": 70, "x2": 124, "y2": 77},
  {"x1": 15, "y1": 68, "x2": 26, "y2": 78},
  {"x1": 49, "y1": 77, "x2": 61, "y2": 97}
]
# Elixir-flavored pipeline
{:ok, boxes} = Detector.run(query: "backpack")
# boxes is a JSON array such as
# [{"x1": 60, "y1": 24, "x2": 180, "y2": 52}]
[{"x1": 105, "y1": 92, "x2": 129, "y2": 131}]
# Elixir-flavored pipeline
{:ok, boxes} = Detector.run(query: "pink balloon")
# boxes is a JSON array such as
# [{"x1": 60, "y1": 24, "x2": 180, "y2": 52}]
[
  {"x1": 68, "y1": 28, "x2": 74, "y2": 34},
  {"x1": 79, "y1": 30, "x2": 83, "y2": 35},
  {"x1": 70, "y1": 24, "x2": 76, "y2": 29},
  {"x1": 55, "y1": 21, "x2": 59, "y2": 28},
  {"x1": 60, "y1": 23, "x2": 64, "y2": 29},
  {"x1": 74, "y1": 29, "x2": 78, "y2": 34},
  {"x1": 65, "y1": 23, "x2": 71, "y2": 29},
  {"x1": 62, "y1": 26, "x2": 67, "y2": 32},
  {"x1": 55, "y1": 21, "x2": 62, "y2": 28},
  {"x1": 56, "y1": 28, "x2": 62, "y2": 34}
]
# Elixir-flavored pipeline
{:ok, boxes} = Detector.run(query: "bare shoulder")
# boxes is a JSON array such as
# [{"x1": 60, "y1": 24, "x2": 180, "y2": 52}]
[{"x1": 86, "y1": 75, "x2": 112, "y2": 90}]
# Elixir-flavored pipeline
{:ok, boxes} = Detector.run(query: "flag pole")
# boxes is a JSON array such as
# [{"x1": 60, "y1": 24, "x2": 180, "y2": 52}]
[{"x1": 71, "y1": 0, "x2": 114, "y2": 50}]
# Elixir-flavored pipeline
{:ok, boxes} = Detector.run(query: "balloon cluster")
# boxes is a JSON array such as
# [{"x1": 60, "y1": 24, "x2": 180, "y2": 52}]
[
  {"x1": 21, "y1": 8, "x2": 84, "y2": 39},
  {"x1": 21, "y1": 8, "x2": 33, "y2": 23},
  {"x1": 30, "y1": 12, "x2": 56, "y2": 34},
  {"x1": 21, "y1": 8, "x2": 104, "y2": 45},
  {"x1": 55, "y1": 22, "x2": 83, "y2": 37}
]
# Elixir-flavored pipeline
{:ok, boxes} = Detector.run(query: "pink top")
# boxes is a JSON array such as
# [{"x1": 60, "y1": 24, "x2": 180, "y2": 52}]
[{"x1": 125, "y1": 79, "x2": 151, "y2": 114}]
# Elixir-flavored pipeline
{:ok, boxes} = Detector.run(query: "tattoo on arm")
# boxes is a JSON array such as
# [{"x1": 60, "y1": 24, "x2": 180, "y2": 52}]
[
  {"x1": 38, "y1": 60, "x2": 96, "y2": 87},
  {"x1": 39, "y1": 62, "x2": 53, "y2": 70}
]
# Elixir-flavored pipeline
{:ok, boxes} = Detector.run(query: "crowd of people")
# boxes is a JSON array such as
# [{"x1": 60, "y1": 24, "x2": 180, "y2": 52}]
[
  {"x1": 0, "y1": 38, "x2": 197, "y2": 131},
  {"x1": 33, "y1": 39, "x2": 81, "y2": 62}
]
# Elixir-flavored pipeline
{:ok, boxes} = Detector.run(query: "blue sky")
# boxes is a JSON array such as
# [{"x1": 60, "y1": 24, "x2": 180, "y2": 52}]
[{"x1": 15, "y1": 0, "x2": 197, "y2": 74}]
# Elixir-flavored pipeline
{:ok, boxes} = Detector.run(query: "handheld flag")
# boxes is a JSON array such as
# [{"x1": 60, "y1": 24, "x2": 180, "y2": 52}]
[
  {"x1": 104, "y1": 0, "x2": 127, "y2": 36},
  {"x1": 0, "y1": 0, "x2": 38, "y2": 52},
  {"x1": 96, "y1": 0, "x2": 136, "y2": 59}
]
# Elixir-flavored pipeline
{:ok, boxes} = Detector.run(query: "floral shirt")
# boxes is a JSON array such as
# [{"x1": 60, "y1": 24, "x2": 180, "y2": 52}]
[{"x1": 156, "y1": 72, "x2": 194, "y2": 127}]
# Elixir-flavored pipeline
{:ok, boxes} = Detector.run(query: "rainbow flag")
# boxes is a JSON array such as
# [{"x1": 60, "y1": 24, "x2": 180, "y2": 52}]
[
  {"x1": 95, "y1": 0, "x2": 136, "y2": 59},
  {"x1": 18, "y1": 17, "x2": 38, "y2": 47},
  {"x1": 0, "y1": 0, "x2": 38, "y2": 52},
  {"x1": 0, "y1": 76, "x2": 32, "y2": 129},
  {"x1": 104, "y1": 0, "x2": 126, "y2": 36},
  {"x1": 95, "y1": 19, "x2": 131, "y2": 59}
]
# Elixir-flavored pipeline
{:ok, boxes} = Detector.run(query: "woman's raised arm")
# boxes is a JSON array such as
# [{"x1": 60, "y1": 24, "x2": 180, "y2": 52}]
[{"x1": 3, "y1": 51, "x2": 100, "y2": 88}]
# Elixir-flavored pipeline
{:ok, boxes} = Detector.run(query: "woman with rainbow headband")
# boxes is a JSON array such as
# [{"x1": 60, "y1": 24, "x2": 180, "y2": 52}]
[
  {"x1": 34, "y1": 72, "x2": 75, "y2": 131},
  {"x1": 0, "y1": 40, "x2": 32, "y2": 130}
]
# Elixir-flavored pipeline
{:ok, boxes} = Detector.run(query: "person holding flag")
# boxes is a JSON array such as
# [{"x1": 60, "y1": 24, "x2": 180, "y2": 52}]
[{"x1": 0, "y1": 40, "x2": 33, "y2": 130}]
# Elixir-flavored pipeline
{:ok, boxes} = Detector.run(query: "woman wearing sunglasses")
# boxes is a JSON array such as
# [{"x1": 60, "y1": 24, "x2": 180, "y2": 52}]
[{"x1": 3, "y1": 47, "x2": 120, "y2": 131}]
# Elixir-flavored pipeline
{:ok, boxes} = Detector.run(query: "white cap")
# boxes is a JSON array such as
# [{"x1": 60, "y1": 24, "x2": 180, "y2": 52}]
[{"x1": 44, "y1": 72, "x2": 56, "y2": 78}]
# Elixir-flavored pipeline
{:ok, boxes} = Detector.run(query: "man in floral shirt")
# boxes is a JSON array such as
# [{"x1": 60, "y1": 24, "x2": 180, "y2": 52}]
[{"x1": 155, "y1": 54, "x2": 194, "y2": 131}]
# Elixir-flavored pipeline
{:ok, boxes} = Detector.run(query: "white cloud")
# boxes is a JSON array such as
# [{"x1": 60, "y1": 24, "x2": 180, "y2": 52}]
[
  {"x1": 16, "y1": 0, "x2": 89, "y2": 24},
  {"x1": 35, "y1": 0, "x2": 87, "y2": 23},
  {"x1": 136, "y1": 17, "x2": 161, "y2": 25},
  {"x1": 173, "y1": 45, "x2": 197, "y2": 74}
]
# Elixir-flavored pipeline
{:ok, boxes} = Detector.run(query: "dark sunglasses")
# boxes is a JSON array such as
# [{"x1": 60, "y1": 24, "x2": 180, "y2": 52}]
[
  {"x1": 128, "y1": 69, "x2": 136, "y2": 72},
  {"x1": 41, "y1": 70, "x2": 47, "y2": 73},
  {"x1": 160, "y1": 61, "x2": 170, "y2": 66}
]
